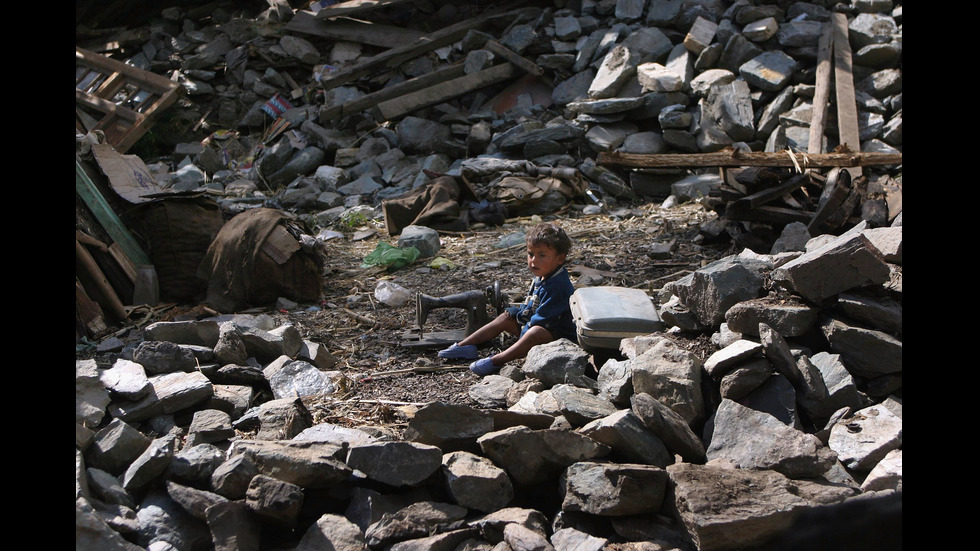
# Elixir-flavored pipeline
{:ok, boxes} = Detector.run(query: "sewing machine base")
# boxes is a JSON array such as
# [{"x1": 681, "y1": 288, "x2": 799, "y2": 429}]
[{"x1": 400, "y1": 329, "x2": 467, "y2": 349}]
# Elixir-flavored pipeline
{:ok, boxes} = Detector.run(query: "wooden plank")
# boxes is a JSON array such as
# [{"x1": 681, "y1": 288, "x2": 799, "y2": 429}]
[
  {"x1": 77, "y1": 278, "x2": 108, "y2": 337},
  {"x1": 730, "y1": 172, "x2": 811, "y2": 210},
  {"x1": 313, "y1": 0, "x2": 414, "y2": 19},
  {"x1": 77, "y1": 238, "x2": 129, "y2": 321},
  {"x1": 832, "y1": 12, "x2": 862, "y2": 178},
  {"x1": 808, "y1": 22, "x2": 834, "y2": 156},
  {"x1": 316, "y1": 5, "x2": 524, "y2": 91},
  {"x1": 598, "y1": 150, "x2": 902, "y2": 169},
  {"x1": 285, "y1": 11, "x2": 425, "y2": 49},
  {"x1": 75, "y1": 161, "x2": 152, "y2": 266},
  {"x1": 374, "y1": 63, "x2": 519, "y2": 121},
  {"x1": 725, "y1": 204, "x2": 813, "y2": 225},
  {"x1": 108, "y1": 242, "x2": 138, "y2": 283},
  {"x1": 320, "y1": 61, "x2": 467, "y2": 121},
  {"x1": 807, "y1": 168, "x2": 851, "y2": 233},
  {"x1": 486, "y1": 41, "x2": 543, "y2": 76},
  {"x1": 75, "y1": 46, "x2": 182, "y2": 153}
]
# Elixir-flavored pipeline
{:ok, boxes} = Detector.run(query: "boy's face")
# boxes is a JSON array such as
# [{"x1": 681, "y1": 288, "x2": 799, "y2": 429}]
[{"x1": 526, "y1": 242, "x2": 566, "y2": 278}]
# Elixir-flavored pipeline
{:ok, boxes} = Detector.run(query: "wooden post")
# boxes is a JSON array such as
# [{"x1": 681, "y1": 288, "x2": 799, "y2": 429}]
[
  {"x1": 76, "y1": 239, "x2": 129, "y2": 321},
  {"x1": 808, "y1": 23, "x2": 835, "y2": 157},
  {"x1": 832, "y1": 13, "x2": 862, "y2": 179}
]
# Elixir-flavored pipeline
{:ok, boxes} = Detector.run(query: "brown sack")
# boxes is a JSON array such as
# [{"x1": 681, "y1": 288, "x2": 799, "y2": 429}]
[{"x1": 196, "y1": 208, "x2": 323, "y2": 313}]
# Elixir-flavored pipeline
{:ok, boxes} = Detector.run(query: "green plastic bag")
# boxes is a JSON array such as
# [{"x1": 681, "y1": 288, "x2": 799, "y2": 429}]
[{"x1": 361, "y1": 242, "x2": 420, "y2": 270}]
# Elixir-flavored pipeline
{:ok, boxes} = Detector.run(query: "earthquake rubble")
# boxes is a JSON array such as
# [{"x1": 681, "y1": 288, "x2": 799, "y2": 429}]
[{"x1": 76, "y1": 0, "x2": 902, "y2": 550}]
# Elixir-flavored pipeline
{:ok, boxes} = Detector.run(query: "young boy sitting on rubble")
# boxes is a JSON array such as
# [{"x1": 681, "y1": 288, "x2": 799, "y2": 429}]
[{"x1": 438, "y1": 222, "x2": 577, "y2": 376}]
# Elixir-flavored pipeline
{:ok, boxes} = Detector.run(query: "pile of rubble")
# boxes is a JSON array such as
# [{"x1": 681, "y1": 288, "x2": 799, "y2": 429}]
[
  {"x1": 76, "y1": 1, "x2": 902, "y2": 549},
  {"x1": 75, "y1": 0, "x2": 901, "y2": 254},
  {"x1": 76, "y1": 213, "x2": 902, "y2": 551}
]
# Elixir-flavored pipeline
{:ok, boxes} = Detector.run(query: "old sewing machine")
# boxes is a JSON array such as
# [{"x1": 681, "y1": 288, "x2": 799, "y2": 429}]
[{"x1": 402, "y1": 281, "x2": 510, "y2": 349}]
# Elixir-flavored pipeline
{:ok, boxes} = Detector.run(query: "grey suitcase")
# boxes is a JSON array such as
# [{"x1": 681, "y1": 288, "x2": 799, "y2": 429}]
[{"x1": 569, "y1": 286, "x2": 665, "y2": 351}]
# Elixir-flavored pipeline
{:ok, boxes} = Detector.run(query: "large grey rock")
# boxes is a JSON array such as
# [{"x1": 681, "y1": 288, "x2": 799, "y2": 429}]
[
  {"x1": 206, "y1": 501, "x2": 262, "y2": 551},
  {"x1": 561, "y1": 461, "x2": 668, "y2": 516},
  {"x1": 132, "y1": 340, "x2": 198, "y2": 374},
  {"x1": 168, "y1": 443, "x2": 227, "y2": 488},
  {"x1": 523, "y1": 338, "x2": 595, "y2": 389},
  {"x1": 706, "y1": 399, "x2": 837, "y2": 479},
  {"x1": 122, "y1": 435, "x2": 177, "y2": 492},
  {"x1": 266, "y1": 359, "x2": 336, "y2": 400},
  {"x1": 724, "y1": 296, "x2": 819, "y2": 337},
  {"x1": 706, "y1": 79, "x2": 755, "y2": 142},
  {"x1": 827, "y1": 403, "x2": 902, "y2": 472},
  {"x1": 772, "y1": 233, "x2": 891, "y2": 303},
  {"x1": 758, "y1": 323, "x2": 805, "y2": 390},
  {"x1": 577, "y1": 409, "x2": 672, "y2": 467},
  {"x1": 550, "y1": 384, "x2": 619, "y2": 426},
  {"x1": 667, "y1": 463, "x2": 808, "y2": 551},
  {"x1": 666, "y1": 254, "x2": 768, "y2": 327},
  {"x1": 469, "y1": 374, "x2": 517, "y2": 408},
  {"x1": 442, "y1": 450, "x2": 514, "y2": 512},
  {"x1": 100, "y1": 359, "x2": 151, "y2": 400},
  {"x1": 295, "y1": 513, "x2": 368, "y2": 551},
  {"x1": 245, "y1": 474, "x2": 304, "y2": 528},
  {"x1": 589, "y1": 44, "x2": 639, "y2": 99},
  {"x1": 719, "y1": 358, "x2": 772, "y2": 401},
  {"x1": 229, "y1": 439, "x2": 351, "y2": 488},
  {"x1": 397, "y1": 225, "x2": 441, "y2": 258},
  {"x1": 403, "y1": 402, "x2": 495, "y2": 450},
  {"x1": 346, "y1": 441, "x2": 443, "y2": 487},
  {"x1": 596, "y1": 357, "x2": 633, "y2": 406},
  {"x1": 477, "y1": 426, "x2": 610, "y2": 486},
  {"x1": 738, "y1": 50, "x2": 798, "y2": 92},
  {"x1": 630, "y1": 338, "x2": 705, "y2": 427},
  {"x1": 76, "y1": 496, "x2": 145, "y2": 551},
  {"x1": 135, "y1": 489, "x2": 211, "y2": 550},
  {"x1": 166, "y1": 480, "x2": 228, "y2": 521},
  {"x1": 630, "y1": 391, "x2": 706, "y2": 463},
  {"x1": 819, "y1": 316, "x2": 902, "y2": 379},
  {"x1": 704, "y1": 339, "x2": 764, "y2": 379},
  {"x1": 364, "y1": 501, "x2": 468, "y2": 549},
  {"x1": 77, "y1": 359, "x2": 111, "y2": 428},
  {"x1": 144, "y1": 320, "x2": 221, "y2": 347},
  {"x1": 86, "y1": 418, "x2": 153, "y2": 475},
  {"x1": 110, "y1": 371, "x2": 214, "y2": 423}
]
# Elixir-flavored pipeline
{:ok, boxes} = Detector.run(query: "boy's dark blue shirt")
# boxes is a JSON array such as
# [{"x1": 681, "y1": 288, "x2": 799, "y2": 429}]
[{"x1": 511, "y1": 264, "x2": 577, "y2": 341}]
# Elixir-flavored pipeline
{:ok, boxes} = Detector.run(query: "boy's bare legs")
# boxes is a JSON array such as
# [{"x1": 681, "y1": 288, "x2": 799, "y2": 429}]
[
  {"x1": 456, "y1": 313, "x2": 520, "y2": 348},
  {"x1": 489, "y1": 325, "x2": 554, "y2": 366}
]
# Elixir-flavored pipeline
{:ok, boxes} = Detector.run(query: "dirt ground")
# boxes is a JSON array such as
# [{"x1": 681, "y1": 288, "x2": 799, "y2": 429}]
[
  {"x1": 84, "y1": 199, "x2": 735, "y2": 436},
  {"x1": 259, "y1": 199, "x2": 735, "y2": 433}
]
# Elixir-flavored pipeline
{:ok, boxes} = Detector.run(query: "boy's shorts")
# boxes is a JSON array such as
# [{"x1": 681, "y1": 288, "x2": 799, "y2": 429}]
[{"x1": 506, "y1": 306, "x2": 576, "y2": 342}]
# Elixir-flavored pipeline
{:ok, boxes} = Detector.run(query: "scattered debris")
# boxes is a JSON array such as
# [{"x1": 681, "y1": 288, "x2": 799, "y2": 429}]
[{"x1": 76, "y1": 1, "x2": 902, "y2": 550}]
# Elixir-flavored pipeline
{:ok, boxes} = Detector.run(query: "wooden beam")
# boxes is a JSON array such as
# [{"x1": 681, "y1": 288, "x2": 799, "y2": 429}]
[
  {"x1": 285, "y1": 11, "x2": 425, "y2": 49},
  {"x1": 486, "y1": 40, "x2": 544, "y2": 76},
  {"x1": 808, "y1": 22, "x2": 834, "y2": 156},
  {"x1": 316, "y1": 5, "x2": 525, "y2": 91},
  {"x1": 725, "y1": 204, "x2": 813, "y2": 225},
  {"x1": 832, "y1": 12, "x2": 862, "y2": 178},
  {"x1": 730, "y1": 172, "x2": 812, "y2": 211},
  {"x1": 320, "y1": 62, "x2": 467, "y2": 121},
  {"x1": 598, "y1": 150, "x2": 902, "y2": 169},
  {"x1": 807, "y1": 168, "x2": 851, "y2": 233},
  {"x1": 374, "y1": 63, "x2": 520, "y2": 121},
  {"x1": 313, "y1": 0, "x2": 414, "y2": 19},
  {"x1": 77, "y1": 238, "x2": 129, "y2": 321}
]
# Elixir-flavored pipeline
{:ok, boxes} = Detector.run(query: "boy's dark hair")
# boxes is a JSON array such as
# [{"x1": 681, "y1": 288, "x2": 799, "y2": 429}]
[{"x1": 526, "y1": 222, "x2": 572, "y2": 256}]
